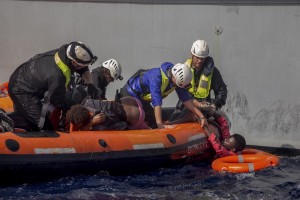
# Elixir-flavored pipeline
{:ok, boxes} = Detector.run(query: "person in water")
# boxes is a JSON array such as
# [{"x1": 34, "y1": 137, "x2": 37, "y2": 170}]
[
  {"x1": 202, "y1": 110, "x2": 246, "y2": 157},
  {"x1": 66, "y1": 96, "x2": 150, "y2": 131},
  {"x1": 118, "y1": 62, "x2": 208, "y2": 129},
  {"x1": 165, "y1": 101, "x2": 245, "y2": 157}
]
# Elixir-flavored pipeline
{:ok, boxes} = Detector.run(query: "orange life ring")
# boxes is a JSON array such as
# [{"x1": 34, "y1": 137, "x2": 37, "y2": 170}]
[
  {"x1": 241, "y1": 148, "x2": 267, "y2": 155},
  {"x1": 212, "y1": 149, "x2": 279, "y2": 173}
]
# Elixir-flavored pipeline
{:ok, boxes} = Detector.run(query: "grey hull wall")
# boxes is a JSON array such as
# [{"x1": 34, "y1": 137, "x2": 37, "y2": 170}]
[{"x1": 1, "y1": 0, "x2": 299, "y2": 150}]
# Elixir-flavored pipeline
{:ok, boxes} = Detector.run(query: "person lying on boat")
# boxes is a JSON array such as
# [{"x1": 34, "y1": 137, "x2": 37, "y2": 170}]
[
  {"x1": 202, "y1": 111, "x2": 246, "y2": 157},
  {"x1": 118, "y1": 62, "x2": 208, "y2": 129},
  {"x1": 7, "y1": 41, "x2": 99, "y2": 131},
  {"x1": 66, "y1": 96, "x2": 150, "y2": 131},
  {"x1": 0, "y1": 110, "x2": 14, "y2": 132},
  {"x1": 169, "y1": 40, "x2": 227, "y2": 124}
]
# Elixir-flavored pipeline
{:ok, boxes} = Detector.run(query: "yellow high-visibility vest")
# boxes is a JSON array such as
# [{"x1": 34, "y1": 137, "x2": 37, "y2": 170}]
[
  {"x1": 142, "y1": 68, "x2": 175, "y2": 101},
  {"x1": 54, "y1": 52, "x2": 71, "y2": 88},
  {"x1": 185, "y1": 58, "x2": 213, "y2": 98}
]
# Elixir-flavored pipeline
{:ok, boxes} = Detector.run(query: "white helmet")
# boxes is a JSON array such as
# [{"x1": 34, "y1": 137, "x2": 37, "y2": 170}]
[
  {"x1": 191, "y1": 40, "x2": 209, "y2": 58},
  {"x1": 171, "y1": 63, "x2": 192, "y2": 88},
  {"x1": 67, "y1": 41, "x2": 97, "y2": 66},
  {"x1": 102, "y1": 59, "x2": 123, "y2": 80}
]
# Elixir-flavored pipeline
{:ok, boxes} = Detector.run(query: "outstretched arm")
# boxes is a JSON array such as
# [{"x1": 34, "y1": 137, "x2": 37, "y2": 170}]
[
  {"x1": 203, "y1": 124, "x2": 212, "y2": 137},
  {"x1": 154, "y1": 105, "x2": 163, "y2": 129},
  {"x1": 183, "y1": 99, "x2": 208, "y2": 127}
]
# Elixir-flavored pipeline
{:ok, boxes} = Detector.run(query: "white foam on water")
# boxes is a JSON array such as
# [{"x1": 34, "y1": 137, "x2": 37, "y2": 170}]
[{"x1": 235, "y1": 172, "x2": 255, "y2": 180}]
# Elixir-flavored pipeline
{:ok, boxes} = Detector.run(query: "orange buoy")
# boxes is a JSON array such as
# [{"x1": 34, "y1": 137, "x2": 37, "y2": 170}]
[{"x1": 212, "y1": 148, "x2": 279, "y2": 173}]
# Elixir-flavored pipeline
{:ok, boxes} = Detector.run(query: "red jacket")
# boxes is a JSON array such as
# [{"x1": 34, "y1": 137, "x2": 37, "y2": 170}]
[{"x1": 208, "y1": 116, "x2": 236, "y2": 157}]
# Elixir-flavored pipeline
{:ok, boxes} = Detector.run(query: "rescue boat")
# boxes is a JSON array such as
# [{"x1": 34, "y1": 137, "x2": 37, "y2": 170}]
[
  {"x1": 0, "y1": 81, "x2": 220, "y2": 183},
  {"x1": 0, "y1": 122, "x2": 220, "y2": 184}
]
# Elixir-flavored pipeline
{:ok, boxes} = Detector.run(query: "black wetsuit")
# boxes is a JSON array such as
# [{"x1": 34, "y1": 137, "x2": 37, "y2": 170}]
[
  {"x1": 91, "y1": 67, "x2": 109, "y2": 100},
  {"x1": 8, "y1": 44, "x2": 88, "y2": 130}
]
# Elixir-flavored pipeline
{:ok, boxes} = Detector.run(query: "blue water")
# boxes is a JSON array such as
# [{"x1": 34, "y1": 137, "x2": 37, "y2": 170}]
[{"x1": 1, "y1": 156, "x2": 299, "y2": 200}]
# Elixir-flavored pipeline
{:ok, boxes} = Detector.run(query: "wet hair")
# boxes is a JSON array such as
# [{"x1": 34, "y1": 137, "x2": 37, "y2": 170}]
[
  {"x1": 66, "y1": 105, "x2": 91, "y2": 129},
  {"x1": 232, "y1": 134, "x2": 246, "y2": 152}
]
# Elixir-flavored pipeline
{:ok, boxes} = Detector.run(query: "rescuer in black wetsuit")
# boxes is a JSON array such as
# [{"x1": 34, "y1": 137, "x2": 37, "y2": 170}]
[
  {"x1": 8, "y1": 41, "x2": 99, "y2": 130},
  {"x1": 91, "y1": 59, "x2": 123, "y2": 100}
]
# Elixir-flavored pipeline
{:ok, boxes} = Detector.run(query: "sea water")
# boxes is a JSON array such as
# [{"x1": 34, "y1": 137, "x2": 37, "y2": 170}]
[{"x1": 1, "y1": 156, "x2": 299, "y2": 200}]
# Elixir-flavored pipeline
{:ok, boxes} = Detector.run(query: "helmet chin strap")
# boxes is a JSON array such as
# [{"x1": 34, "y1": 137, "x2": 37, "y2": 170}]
[{"x1": 90, "y1": 56, "x2": 98, "y2": 65}]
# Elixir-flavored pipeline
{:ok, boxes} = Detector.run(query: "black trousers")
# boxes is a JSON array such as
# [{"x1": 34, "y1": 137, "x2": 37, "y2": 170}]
[{"x1": 8, "y1": 92, "x2": 42, "y2": 131}]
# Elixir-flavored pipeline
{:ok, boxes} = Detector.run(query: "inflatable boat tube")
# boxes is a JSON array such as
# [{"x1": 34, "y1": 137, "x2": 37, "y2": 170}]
[{"x1": 0, "y1": 122, "x2": 221, "y2": 183}]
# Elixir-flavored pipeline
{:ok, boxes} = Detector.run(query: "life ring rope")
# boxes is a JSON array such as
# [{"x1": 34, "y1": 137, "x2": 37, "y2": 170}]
[{"x1": 212, "y1": 148, "x2": 280, "y2": 173}]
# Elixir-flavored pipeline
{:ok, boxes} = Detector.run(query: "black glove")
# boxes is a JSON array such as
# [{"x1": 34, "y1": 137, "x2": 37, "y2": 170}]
[
  {"x1": 115, "y1": 89, "x2": 121, "y2": 103},
  {"x1": 87, "y1": 84, "x2": 102, "y2": 99}
]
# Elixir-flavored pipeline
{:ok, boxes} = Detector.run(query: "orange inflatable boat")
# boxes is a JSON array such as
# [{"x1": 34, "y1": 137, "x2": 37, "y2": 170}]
[
  {"x1": 0, "y1": 122, "x2": 220, "y2": 183},
  {"x1": 0, "y1": 81, "x2": 222, "y2": 183}
]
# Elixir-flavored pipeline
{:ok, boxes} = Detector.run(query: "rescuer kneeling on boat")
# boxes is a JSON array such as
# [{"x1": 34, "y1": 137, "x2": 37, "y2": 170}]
[
  {"x1": 8, "y1": 41, "x2": 99, "y2": 131},
  {"x1": 118, "y1": 62, "x2": 208, "y2": 129},
  {"x1": 66, "y1": 96, "x2": 149, "y2": 131}
]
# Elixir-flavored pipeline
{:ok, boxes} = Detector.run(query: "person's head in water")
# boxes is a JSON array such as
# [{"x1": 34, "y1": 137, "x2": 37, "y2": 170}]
[{"x1": 222, "y1": 133, "x2": 246, "y2": 152}]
